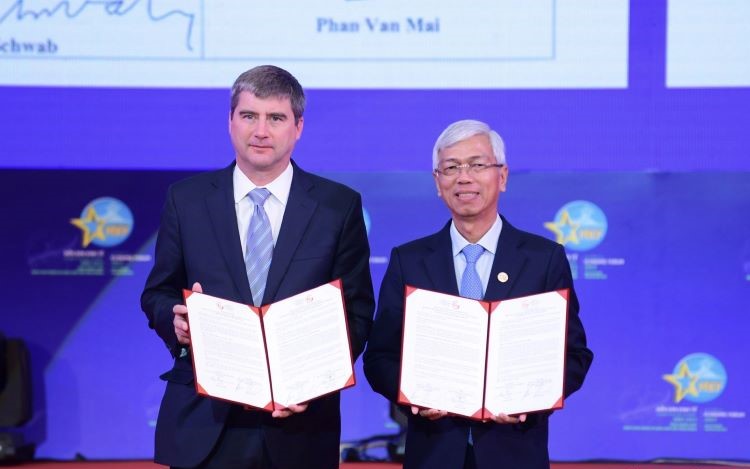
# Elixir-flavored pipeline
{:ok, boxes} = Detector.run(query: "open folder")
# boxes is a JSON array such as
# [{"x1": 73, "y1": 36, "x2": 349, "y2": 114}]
[
  {"x1": 398, "y1": 287, "x2": 569, "y2": 420},
  {"x1": 183, "y1": 279, "x2": 355, "y2": 412}
]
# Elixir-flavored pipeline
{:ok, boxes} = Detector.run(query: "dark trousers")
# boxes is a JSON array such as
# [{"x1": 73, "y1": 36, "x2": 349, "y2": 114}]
[
  {"x1": 463, "y1": 444, "x2": 477, "y2": 469},
  {"x1": 173, "y1": 407, "x2": 271, "y2": 469}
]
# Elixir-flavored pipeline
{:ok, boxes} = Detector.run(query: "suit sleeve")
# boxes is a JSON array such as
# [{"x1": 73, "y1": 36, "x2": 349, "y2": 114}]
[
  {"x1": 363, "y1": 247, "x2": 405, "y2": 402},
  {"x1": 140, "y1": 186, "x2": 187, "y2": 358},
  {"x1": 330, "y1": 193, "x2": 375, "y2": 362},
  {"x1": 546, "y1": 243, "x2": 593, "y2": 398}
]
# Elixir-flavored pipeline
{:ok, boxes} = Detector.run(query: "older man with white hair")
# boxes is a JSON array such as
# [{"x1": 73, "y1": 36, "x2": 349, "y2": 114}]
[{"x1": 364, "y1": 119, "x2": 593, "y2": 469}]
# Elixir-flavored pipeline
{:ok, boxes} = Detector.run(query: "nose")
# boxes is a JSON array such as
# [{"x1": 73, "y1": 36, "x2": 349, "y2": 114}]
[
  {"x1": 456, "y1": 166, "x2": 476, "y2": 182},
  {"x1": 253, "y1": 118, "x2": 269, "y2": 138}
]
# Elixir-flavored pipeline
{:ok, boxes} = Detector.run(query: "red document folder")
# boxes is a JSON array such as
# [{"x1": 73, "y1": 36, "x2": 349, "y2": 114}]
[
  {"x1": 398, "y1": 286, "x2": 569, "y2": 420},
  {"x1": 184, "y1": 279, "x2": 355, "y2": 412}
]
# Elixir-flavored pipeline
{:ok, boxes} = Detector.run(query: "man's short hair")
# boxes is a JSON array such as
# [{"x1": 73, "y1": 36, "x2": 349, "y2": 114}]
[
  {"x1": 432, "y1": 119, "x2": 506, "y2": 170},
  {"x1": 230, "y1": 65, "x2": 306, "y2": 124}
]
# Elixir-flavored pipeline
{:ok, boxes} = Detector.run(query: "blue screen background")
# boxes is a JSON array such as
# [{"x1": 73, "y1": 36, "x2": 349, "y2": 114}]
[{"x1": 1, "y1": 1, "x2": 748, "y2": 461}]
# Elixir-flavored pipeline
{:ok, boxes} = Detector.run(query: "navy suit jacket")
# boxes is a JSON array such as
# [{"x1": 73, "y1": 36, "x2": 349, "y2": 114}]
[
  {"x1": 141, "y1": 161, "x2": 374, "y2": 469},
  {"x1": 363, "y1": 218, "x2": 593, "y2": 469}
]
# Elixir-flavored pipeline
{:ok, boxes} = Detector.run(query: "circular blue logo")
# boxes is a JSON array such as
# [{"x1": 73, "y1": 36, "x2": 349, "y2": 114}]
[
  {"x1": 663, "y1": 353, "x2": 727, "y2": 404},
  {"x1": 544, "y1": 200, "x2": 607, "y2": 251},
  {"x1": 71, "y1": 197, "x2": 134, "y2": 248}
]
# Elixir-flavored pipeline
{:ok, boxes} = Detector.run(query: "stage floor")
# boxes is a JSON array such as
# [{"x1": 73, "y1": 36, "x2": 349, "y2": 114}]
[{"x1": 6, "y1": 462, "x2": 748, "y2": 469}]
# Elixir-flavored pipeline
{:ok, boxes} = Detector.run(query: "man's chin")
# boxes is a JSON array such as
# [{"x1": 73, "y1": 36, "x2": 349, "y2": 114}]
[
  {"x1": 451, "y1": 209, "x2": 480, "y2": 220},
  {"x1": 243, "y1": 152, "x2": 279, "y2": 166},
  {"x1": 450, "y1": 201, "x2": 481, "y2": 214},
  {"x1": 237, "y1": 154, "x2": 291, "y2": 174}
]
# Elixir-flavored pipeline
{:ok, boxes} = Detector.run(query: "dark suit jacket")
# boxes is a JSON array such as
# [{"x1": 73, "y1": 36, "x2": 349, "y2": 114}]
[
  {"x1": 363, "y1": 217, "x2": 593, "y2": 469},
  {"x1": 141, "y1": 161, "x2": 374, "y2": 469}
]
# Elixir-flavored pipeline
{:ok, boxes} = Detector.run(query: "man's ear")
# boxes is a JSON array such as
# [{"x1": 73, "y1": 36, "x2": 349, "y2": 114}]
[
  {"x1": 295, "y1": 116, "x2": 304, "y2": 140},
  {"x1": 499, "y1": 165, "x2": 509, "y2": 192}
]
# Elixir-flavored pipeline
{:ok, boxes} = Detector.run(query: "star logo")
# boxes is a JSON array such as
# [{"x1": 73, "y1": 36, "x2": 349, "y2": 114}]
[
  {"x1": 70, "y1": 206, "x2": 107, "y2": 248},
  {"x1": 663, "y1": 362, "x2": 700, "y2": 403},
  {"x1": 544, "y1": 201, "x2": 607, "y2": 251},
  {"x1": 544, "y1": 210, "x2": 580, "y2": 245}
]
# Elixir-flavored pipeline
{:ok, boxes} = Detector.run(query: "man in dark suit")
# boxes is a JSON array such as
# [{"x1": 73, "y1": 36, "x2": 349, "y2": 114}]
[
  {"x1": 141, "y1": 65, "x2": 375, "y2": 469},
  {"x1": 363, "y1": 119, "x2": 593, "y2": 469}
]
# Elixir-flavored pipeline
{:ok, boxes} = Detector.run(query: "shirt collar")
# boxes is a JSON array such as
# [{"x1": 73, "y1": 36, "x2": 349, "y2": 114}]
[
  {"x1": 450, "y1": 214, "x2": 503, "y2": 257},
  {"x1": 233, "y1": 162, "x2": 293, "y2": 206}
]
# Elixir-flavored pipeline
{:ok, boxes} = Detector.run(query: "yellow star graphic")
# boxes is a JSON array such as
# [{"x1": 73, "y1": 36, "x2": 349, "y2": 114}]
[
  {"x1": 70, "y1": 206, "x2": 107, "y2": 248},
  {"x1": 544, "y1": 210, "x2": 580, "y2": 245},
  {"x1": 663, "y1": 363, "x2": 700, "y2": 403}
]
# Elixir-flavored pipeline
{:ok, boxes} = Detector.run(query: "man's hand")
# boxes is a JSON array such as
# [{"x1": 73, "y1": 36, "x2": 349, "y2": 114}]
[
  {"x1": 173, "y1": 282, "x2": 203, "y2": 345},
  {"x1": 411, "y1": 406, "x2": 448, "y2": 421},
  {"x1": 490, "y1": 412, "x2": 527, "y2": 424},
  {"x1": 272, "y1": 403, "x2": 308, "y2": 419}
]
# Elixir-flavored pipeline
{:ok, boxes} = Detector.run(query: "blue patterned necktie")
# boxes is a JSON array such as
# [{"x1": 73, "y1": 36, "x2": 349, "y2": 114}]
[
  {"x1": 460, "y1": 243, "x2": 485, "y2": 445},
  {"x1": 245, "y1": 188, "x2": 273, "y2": 306},
  {"x1": 460, "y1": 244, "x2": 485, "y2": 300}
]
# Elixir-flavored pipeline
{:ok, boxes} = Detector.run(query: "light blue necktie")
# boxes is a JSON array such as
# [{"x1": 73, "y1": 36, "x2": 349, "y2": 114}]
[
  {"x1": 460, "y1": 243, "x2": 484, "y2": 447},
  {"x1": 245, "y1": 188, "x2": 273, "y2": 307},
  {"x1": 460, "y1": 244, "x2": 485, "y2": 300}
]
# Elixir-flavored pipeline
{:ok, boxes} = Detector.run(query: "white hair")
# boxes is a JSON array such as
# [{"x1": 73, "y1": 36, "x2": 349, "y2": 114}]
[{"x1": 432, "y1": 119, "x2": 506, "y2": 170}]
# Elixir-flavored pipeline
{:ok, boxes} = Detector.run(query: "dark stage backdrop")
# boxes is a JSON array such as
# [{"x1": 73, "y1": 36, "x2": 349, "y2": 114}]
[{"x1": 1, "y1": 0, "x2": 749, "y2": 462}]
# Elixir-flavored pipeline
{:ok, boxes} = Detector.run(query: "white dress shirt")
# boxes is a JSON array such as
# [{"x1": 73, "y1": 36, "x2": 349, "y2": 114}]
[
  {"x1": 449, "y1": 214, "x2": 503, "y2": 298},
  {"x1": 233, "y1": 163, "x2": 293, "y2": 254}
]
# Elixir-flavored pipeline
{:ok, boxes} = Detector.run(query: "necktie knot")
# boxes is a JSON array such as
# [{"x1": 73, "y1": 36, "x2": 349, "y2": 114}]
[
  {"x1": 462, "y1": 244, "x2": 484, "y2": 264},
  {"x1": 249, "y1": 188, "x2": 271, "y2": 206}
]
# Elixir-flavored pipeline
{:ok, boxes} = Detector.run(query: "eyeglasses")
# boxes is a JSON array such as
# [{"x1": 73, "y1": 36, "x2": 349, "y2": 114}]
[{"x1": 433, "y1": 162, "x2": 504, "y2": 177}]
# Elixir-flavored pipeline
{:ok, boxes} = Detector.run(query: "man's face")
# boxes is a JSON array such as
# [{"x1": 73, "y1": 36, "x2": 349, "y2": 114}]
[
  {"x1": 229, "y1": 91, "x2": 303, "y2": 180},
  {"x1": 433, "y1": 134, "x2": 508, "y2": 224}
]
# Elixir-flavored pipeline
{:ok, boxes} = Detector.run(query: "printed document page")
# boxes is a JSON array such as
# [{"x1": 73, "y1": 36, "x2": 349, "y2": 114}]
[
  {"x1": 186, "y1": 291, "x2": 273, "y2": 409},
  {"x1": 263, "y1": 281, "x2": 354, "y2": 409},
  {"x1": 399, "y1": 287, "x2": 488, "y2": 418},
  {"x1": 484, "y1": 290, "x2": 567, "y2": 416}
]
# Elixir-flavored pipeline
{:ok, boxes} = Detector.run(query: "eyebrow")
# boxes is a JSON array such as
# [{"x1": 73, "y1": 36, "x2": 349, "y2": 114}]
[
  {"x1": 237, "y1": 110, "x2": 289, "y2": 119},
  {"x1": 440, "y1": 155, "x2": 488, "y2": 164}
]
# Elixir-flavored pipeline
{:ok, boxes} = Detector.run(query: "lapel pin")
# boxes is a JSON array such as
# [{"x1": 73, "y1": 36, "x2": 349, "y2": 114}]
[{"x1": 497, "y1": 272, "x2": 509, "y2": 283}]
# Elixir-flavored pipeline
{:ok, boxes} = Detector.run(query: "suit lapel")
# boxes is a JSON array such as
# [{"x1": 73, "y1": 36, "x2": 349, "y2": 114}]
[
  {"x1": 423, "y1": 222, "x2": 460, "y2": 296},
  {"x1": 484, "y1": 216, "x2": 527, "y2": 301},
  {"x1": 263, "y1": 164, "x2": 317, "y2": 304},
  {"x1": 205, "y1": 164, "x2": 254, "y2": 304}
]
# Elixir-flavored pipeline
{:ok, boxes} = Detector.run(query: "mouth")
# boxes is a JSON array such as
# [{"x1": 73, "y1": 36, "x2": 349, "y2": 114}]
[{"x1": 455, "y1": 191, "x2": 480, "y2": 200}]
